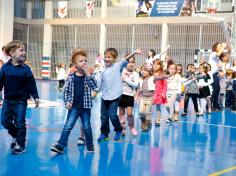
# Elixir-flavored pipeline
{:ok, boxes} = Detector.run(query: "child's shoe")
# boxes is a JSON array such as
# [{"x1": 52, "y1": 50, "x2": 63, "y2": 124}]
[
  {"x1": 10, "y1": 138, "x2": 17, "y2": 151},
  {"x1": 173, "y1": 111, "x2": 179, "y2": 121},
  {"x1": 114, "y1": 131, "x2": 122, "y2": 141},
  {"x1": 77, "y1": 136, "x2": 85, "y2": 145},
  {"x1": 51, "y1": 144, "x2": 64, "y2": 154},
  {"x1": 166, "y1": 118, "x2": 173, "y2": 123},
  {"x1": 87, "y1": 146, "x2": 94, "y2": 154},
  {"x1": 98, "y1": 133, "x2": 109, "y2": 142},
  {"x1": 155, "y1": 119, "x2": 161, "y2": 126},
  {"x1": 12, "y1": 144, "x2": 26, "y2": 155},
  {"x1": 130, "y1": 127, "x2": 138, "y2": 136}
]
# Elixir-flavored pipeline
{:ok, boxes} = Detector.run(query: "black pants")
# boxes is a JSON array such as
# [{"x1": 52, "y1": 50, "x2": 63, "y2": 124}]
[
  {"x1": 58, "y1": 80, "x2": 65, "y2": 89},
  {"x1": 225, "y1": 90, "x2": 233, "y2": 108},
  {"x1": 211, "y1": 72, "x2": 220, "y2": 109},
  {"x1": 232, "y1": 91, "x2": 236, "y2": 111},
  {"x1": 183, "y1": 93, "x2": 199, "y2": 113}
]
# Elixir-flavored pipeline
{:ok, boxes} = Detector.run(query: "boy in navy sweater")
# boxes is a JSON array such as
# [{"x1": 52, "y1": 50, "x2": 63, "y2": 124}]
[{"x1": 0, "y1": 40, "x2": 39, "y2": 155}]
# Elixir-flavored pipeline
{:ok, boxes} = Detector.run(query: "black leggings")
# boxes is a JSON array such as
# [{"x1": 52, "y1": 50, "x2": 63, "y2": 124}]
[
  {"x1": 183, "y1": 93, "x2": 199, "y2": 113},
  {"x1": 58, "y1": 80, "x2": 65, "y2": 89}
]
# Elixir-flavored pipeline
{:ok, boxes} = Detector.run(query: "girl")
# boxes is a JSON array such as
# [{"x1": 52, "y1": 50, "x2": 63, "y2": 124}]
[
  {"x1": 56, "y1": 63, "x2": 66, "y2": 91},
  {"x1": 119, "y1": 56, "x2": 139, "y2": 136},
  {"x1": 166, "y1": 64, "x2": 182, "y2": 123},
  {"x1": 197, "y1": 63, "x2": 212, "y2": 114},
  {"x1": 181, "y1": 64, "x2": 201, "y2": 116},
  {"x1": 146, "y1": 49, "x2": 156, "y2": 65},
  {"x1": 137, "y1": 64, "x2": 155, "y2": 131},
  {"x1": 153, "y1": 59, "x2": 167, "y2": 126},
  {"x1": 231, "y1": 59, "x2": 236, "y2": 72}
]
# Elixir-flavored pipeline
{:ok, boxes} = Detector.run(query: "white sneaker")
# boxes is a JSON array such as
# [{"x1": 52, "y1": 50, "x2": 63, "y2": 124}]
[{"x1": 77, "y1": 137, "x2": 85, "y2": 145}]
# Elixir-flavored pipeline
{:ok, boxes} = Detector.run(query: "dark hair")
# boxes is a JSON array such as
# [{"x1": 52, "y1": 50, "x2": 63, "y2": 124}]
[
  {"x1": 124, "y1": 53, "x2": 136, "y2": 63},
  {"x1": 2, "y1": 46, "x2": 5, "y2": 51},
  {"x1": 104, "y1": 48, "x2": 118, "y2": 59},
  {"x1": 212, "y1": 42, "x2": 221, "y2": 52},
  {"x1": 219, "y1": 53, "x2": 229, "y2": 62},
  {"x1": 187, "y1": 64, "x2": 194, "y2": 70},
  {"x1": 148, "y1": 49, "x2": 156, "y2": 59}
]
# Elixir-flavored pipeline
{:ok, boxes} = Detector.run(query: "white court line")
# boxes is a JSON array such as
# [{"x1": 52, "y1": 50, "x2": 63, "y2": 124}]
[{"x1": 176, "y1": 120, "x2": 236, "y2": 129}]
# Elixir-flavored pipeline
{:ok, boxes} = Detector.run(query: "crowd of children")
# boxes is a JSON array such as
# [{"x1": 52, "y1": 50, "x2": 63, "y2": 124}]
[{"x1": 1, "y1": 40, "x2": 236, "y2": 155}]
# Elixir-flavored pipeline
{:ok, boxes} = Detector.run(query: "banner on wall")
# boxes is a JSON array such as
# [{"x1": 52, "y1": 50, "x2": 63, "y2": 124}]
[
  {"x1": 85, "y1": 1, "x2": 95, "y2": 18},
  {"x1": 58, "y1": 1, "x2": 68, "y2": 18},
  {"x1": 136, "y1": 0, "x2": 195, "y2": 17}
]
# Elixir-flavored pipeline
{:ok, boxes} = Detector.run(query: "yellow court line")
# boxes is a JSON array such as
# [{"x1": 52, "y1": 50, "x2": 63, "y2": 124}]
[{"x1": 209, "y1": 165, "x2": 236, "y2": 176}]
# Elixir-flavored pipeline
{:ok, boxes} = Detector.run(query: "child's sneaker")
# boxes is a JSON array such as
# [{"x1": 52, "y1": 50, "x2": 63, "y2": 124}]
[
  {"x1": 12, "y1": 144, "x2": 26, "y2": 155},
  {"x1": 130, "y1": 127, "x2": 138, "y2": 136},
  {"x1": 10, "y1": 138, "x2": 17, "y2": 151},
  {"x1": 114, "y1": 131, "x2": 122, "y2": 141},
  {"x1": 77, "y1": 136, "x2": 85, "y2": 145},
  {"x1": 87, "y1": 146, "x2": 94, "y2": 154},
  {"x1": 51, "y1": 144, "x2": 64, "y2": 154},
  {"x1": 98, "y1": 134, "x2": 109, "y2": 142},
  {"x1": 166, "y1": 118, "x2": 172, "y2": 123},
  {"x1": 155, "y1": 119, "x2": 161, "y2": 126}
]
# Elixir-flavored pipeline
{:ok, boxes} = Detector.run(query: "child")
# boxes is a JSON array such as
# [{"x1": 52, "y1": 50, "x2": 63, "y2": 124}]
[
  {"x1": 51, "y1": 48, "x2": 97, "y2": 154},
  {"x1": 181, "y1": 64, "x2": 201, "y2": 116},
  {"x1": 173, "y1": 63, "x2": 183, "y2": 121},
  {"x1": 0, "y1": 59, "x2": 4, "y2": 103},
  {"x1": 146, "y1": 49, "x2": 156, "y2": 65},
  {"x1": 218, "y1": 70, "x2": 226, "y2": 109},
  {"x1": 97, "y1": 48, "x2": 142, "y2": 141},
  {"x1": 56, "y1": 63, "x2": 66, "y2": 91},
  {"x1": 225, "y1": 69, "x2": 234, "y2": 108},
  {"x1": 197, "y1": 63, "x2": 212, "y2": 114},
  {"x1": 165, "y1": 64, "x2": 182, "y2": 123},
  {"x1": 232, "y1": 72, "x2": 236, "y2": 111},
  {"x1": 119, "y1": 56, "x2": 139, "y2": 136},
  {"x1": 137, "y1": 64, "x2": 155, "y2": 131},
  {"x1": 153, "y1": 59, "x2": 167, "y2": 126},
  {"x1": 0, "y1": 40, "x2": 39, "y2": 155},
  {"x1": 231, "y1": 59, "x2": 236, "y2": 72}
]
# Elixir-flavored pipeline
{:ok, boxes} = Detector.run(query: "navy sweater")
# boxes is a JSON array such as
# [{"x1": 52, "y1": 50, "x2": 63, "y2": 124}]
[{"x1": 0, "y1": 60, "x2": 39, "y2": 101}]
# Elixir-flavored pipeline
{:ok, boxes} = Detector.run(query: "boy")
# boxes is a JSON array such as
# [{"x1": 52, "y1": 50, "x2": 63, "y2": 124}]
[
  {"x1": 0, "y1": 40, "x2": 39, "y2": 155},
  {"x1": 51, "y1": 48, "x2": 97, "y2": 154},
  {"x1": 97, "y1": 48, "x2": 142, "y2": 142}
]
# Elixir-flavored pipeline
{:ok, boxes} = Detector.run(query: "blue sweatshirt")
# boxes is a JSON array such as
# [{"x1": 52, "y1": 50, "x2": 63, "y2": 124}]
[{"x1": 0, "y1": 60, "x2": 39, "y2": 101}]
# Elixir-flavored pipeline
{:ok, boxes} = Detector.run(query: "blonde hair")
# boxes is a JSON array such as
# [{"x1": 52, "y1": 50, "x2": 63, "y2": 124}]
[{"x1": 72, "y1": 48, "x2": 87, "y2": 64}]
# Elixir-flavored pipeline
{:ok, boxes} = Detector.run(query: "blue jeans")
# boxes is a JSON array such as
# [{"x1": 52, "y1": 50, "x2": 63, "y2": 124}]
[
  {"x1": 58, "y1": 107, "x2": 93, "y2": 150},
  {"x1": 1, "y1": 99, "x2": 27, "y2": 147},
  {"x1": 100, "y1": 98, "x2": 122, "y2": 136}
]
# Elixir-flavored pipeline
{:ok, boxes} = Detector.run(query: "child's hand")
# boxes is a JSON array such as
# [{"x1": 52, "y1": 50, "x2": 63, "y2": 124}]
[
  {"x1": 65, "y1": 102, "x2": 72, "y2": 110},
  {"x1": 34, "y1": 98, "x2": 39, "y2": 108},
  {"x1": 92, "y1": 91, "x2": 97, "y2": 98},
  {"x1": 134, "y1": 48, "x2": 144, "y2": 54}
]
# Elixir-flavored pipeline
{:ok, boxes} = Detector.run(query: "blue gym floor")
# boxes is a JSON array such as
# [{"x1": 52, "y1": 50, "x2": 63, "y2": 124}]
[{"x1": 0, "y1": 80, "x2": 236, "y2": 176}]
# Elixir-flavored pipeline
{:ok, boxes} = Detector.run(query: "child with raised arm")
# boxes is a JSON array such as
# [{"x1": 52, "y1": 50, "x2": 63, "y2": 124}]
[
  {"x1": 0, "y1": 40, "x2": 39, "y2": 155},
  {"x1": 51, "y1": 48, "x2": 97, "y2": 154},
  {"x1": 97, "y1": 48, "x2": 142, "y2": 141},
  {"x1": 119, "y1": 56, "x2": 140, "y2": 136}
]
